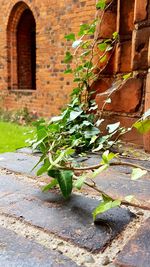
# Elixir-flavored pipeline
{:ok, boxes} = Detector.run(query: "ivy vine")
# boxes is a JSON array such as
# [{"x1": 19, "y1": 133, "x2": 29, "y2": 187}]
[{"x1": 32, "y1": 0, "x2": 150, "y2": 220}]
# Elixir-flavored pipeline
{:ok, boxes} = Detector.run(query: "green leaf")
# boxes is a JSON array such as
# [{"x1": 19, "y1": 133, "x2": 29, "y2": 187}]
[
  {"x1": 42, "y1": 179, "x2": 58, "y2": 192},
  {"x1": 57, "y1": 170, "x2": 73, "y2": 199},
  {"x1": 84, "y1": 127, "x2": 100, "y2": 138},
  {"x1": 74, "y1": 175, "x2": 86, "y2": 190},
  {"x1": 131, "y1": 168, "x2": 147, "y2": 180},
  {"x1": 64, "y1": 52, "x2": 73, "y2": 63},
  {"x1": 100, "y1": 55, "x2": 107, "y2": 63},
  {"x1": 91, "y1": 164, "x2": 108, "y2": 178},
  {"x1": 107, "y1": 122, "x2": 120, "y2": 133},
  {"x1": 37, "y1": 158, "x2": 50, "y2": 176},
  {"x1": 101, "y1": 150, "x2": 116, "y2": 164},
  {"x1": 48, "y1": 169, "x2": 61, "y2": 178},
  {"x1": 93, "y1": 199, "x2": 121, "y2": 220},
  {"x1": 133, "y1": 119, "x2": 150, "y2": 134},
  {"x1": 113, "y1": 31, "x2": 119, "y2": 40},
  {"x1": 123, "y1": 73, "x2": 132, "y2": 80},
  {"x1": 98, "y1": 43, "x2": 107, "y2": 52},
  {"x1": 69, "y1": 110, "x2": 83, "y2": 121},
  {"x1": 78, "y1": 24, "x2": 89, "y2": 36},
  {"x1": 64, "y1": 68, "x2": 73, "y2": 74},
  {"x1": 96, "y1": 0, "x2": 106, "y2": 10},
  {"x1": 64, "y1": 33, "x2": 75, "y2": 41}
]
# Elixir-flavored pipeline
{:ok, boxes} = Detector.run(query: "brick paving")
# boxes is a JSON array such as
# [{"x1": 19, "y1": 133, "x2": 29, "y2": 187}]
[
  {"x1": 0, "y1": 151, "x2": 149, "y2": 266},
  {"x1": 115, "y1": 218, "x2": 150, "y2": 267}
]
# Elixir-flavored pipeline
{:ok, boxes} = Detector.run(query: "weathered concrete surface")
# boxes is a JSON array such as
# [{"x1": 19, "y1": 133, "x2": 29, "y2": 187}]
[
  {"x1": 0, "y1": 173, "x2": 134, "y2": 253},
  {"x1": 0, "y1": 226, "x2": 79, "y2": 267},
  {"x1": 115, "y1": 218, "x2": 150, "y2": 267}
]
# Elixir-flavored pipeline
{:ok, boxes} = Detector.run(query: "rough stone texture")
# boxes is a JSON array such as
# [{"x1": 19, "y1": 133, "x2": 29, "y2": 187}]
[
  {"x1": 115, "y1": 218, "x2": 150, "y2": 267},
  {"x1": 144, "y1": 72, "x2": 150, "y2": 152},
  {"x1": 96, "y1": 78, "x2": 143, "y2": 113},
  {"x1": 0, "y1": 226, "x2": 79, "y2": 267},
  {"x1": 0, "y1": 172, "x2": 135, "y2": 253}
]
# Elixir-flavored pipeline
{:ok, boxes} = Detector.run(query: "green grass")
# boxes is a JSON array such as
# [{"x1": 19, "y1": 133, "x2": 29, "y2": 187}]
[{"x1": 0, "y1": 121, "x2": 35, "y2": 153}]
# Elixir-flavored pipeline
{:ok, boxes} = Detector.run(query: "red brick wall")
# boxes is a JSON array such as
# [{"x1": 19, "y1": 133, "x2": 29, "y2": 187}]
[
  {"x1": 94, "y1": 0, "x2": 150, "y2": 150},
  {"x1": 0, "y1": 0, "x2": 96, "y2": 117},
  {"x1": 0, "y1": 0, "x2": 150, "y2": 150}
]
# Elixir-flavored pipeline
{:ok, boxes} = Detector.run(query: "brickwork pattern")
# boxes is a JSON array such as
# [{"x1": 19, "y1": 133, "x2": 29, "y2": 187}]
[{"x1": 0, "y1": 0, "x2": 150, "y2": 150}]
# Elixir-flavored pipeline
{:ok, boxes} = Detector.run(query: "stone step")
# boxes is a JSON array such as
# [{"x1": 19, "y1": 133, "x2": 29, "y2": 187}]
[
  {"x1": 115, "y1": 218, "x2": 150, "y2": 267},
  {"x1": 0, "y1": 172, "x2": 134, "y2": 253},
  {"x1": 0, "y1": 226, "x2": 79, "y2": 267}
]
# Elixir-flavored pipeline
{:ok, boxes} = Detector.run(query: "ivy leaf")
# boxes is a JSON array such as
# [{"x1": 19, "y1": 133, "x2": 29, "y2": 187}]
[
  {"x1": 133, "y1": 119, "x2": 150, "y2": 134},
  {"x1": 91, "y1": 164, "x2": 108, "y2": 178},
  {"x1": 98, "y1": 42, "x2": 107, "y2": 52},
  {"x1": 64, "y1": 68, "x2": 73, "y2": 74},
  {"x1": 69, "y1": 110, "x2": 83, "y2": 121},
  {"x1": 96, "y1": 0, "x2": 106, "y2": 10},
  {"x1": 72, "y1": 40, "x2": 82, "y2": 48},
  {"x1": 57, "y1": 170, "x2": 73, "y2": 199},
  {"x1": 113, "y1": 31, "x2": 119, "y2": 40},
  {"x1": 64, "y1": 33, "x2": 75, "y2": 41},
  {"x1": 42, "y1": 179, "x2": 58, "y2": 192},
  {"x1": 64, "y1": 52, "x2": 73, "y2": 63},
  {"x1": 101, "y1": 150, "x2": 116, "y2": 164},
  {"x1": 37, "y1": 158, "x2": 50, "y2": 176},
  {"x1": 107, "y1": 122, "x2": 120, "y2": 133},
  {"x1": 100, "y1": 55, "x2": 107, "y2": 63},
  {"x1": 123, "y1": 73, "x2": 132, "y2": 80},
  {"x1": 78, "y1": 24, "x2": 89, "y2": 36},
  {"x1": 131, "y1": 168, "x2": 147, "y2": 180},
  {"x1": 93, "y1": 199, "x2": 121, "y2": 220},
  {"x1": 74, "y1": 175, "x2": 86, "y2": 190}
]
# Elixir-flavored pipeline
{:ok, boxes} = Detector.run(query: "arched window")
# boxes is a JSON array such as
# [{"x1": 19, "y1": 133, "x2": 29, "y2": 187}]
[{"x1": 7, "y1": 2, "x2": 36, "y2": 90}]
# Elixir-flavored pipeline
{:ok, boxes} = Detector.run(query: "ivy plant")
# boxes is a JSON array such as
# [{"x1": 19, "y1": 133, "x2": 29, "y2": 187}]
[{"x1": 32, "y1": 0, "x2": 150, "y2": 220}]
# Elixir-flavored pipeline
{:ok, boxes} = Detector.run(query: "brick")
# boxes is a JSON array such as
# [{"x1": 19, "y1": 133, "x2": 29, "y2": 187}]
[
  {"x1": 84, "y1": 154, "x2": 150, "y2": 209},
  {"x1": 0, "y1": 173, "x2": 135, "y2": 253},
  {"x1": 134, "y1": 0, "x2": 148, "y2": 23},
  {"x1": 143, "y1": 72, "x2": 150, "y2": 152},
  {"x1": 132, "y1": 28, "x2": 150, "y2": 70},
  {"x1": 115, "y1": 218, "x2": 150, "y2": 267},
  {"x1": 119, "y1": 0, "x2": 135, "y2": 36},
  {"x1": 117, "y1": 41, "x2": 132, "y2": 72},
  {"x1": 0, "y1": 226, "x2": 79, "y2": 267},
  {"x1": 96, "y1": 78, "x2": 143, "y2": 113}
]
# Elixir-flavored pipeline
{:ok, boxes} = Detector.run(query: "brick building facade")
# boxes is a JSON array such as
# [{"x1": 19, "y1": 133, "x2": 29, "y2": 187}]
[{"x1": 0, "y1": 0, "x2": 150, "y2": 150}]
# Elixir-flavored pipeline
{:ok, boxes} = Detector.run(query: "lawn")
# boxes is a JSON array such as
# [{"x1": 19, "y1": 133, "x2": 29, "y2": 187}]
[{"x1": 0, "y1": 121, "x2": 35, "y2": 153}]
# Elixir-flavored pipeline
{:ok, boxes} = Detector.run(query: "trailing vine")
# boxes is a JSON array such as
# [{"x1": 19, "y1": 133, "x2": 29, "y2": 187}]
[{"x1": 33, "y1": 0, "x2": 150, "y2": 220}]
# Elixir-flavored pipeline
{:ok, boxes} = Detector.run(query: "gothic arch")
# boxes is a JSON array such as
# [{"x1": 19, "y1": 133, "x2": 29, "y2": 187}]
[{"x1": 7, "y1": 1, "x2": 36, "y2": 89}]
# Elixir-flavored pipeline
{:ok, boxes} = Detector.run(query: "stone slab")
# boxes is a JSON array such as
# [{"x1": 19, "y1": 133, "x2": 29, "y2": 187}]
[
  {"x1": 115, "y1": 218, "x2": 150, "y2": 267},
  {"x1": 0, "y1": 226, "x2": 79, "y2": 267},
  {"x1": 0, "y1": 174, "x2": 135, "y2": 253},
  {"x1": 0, "y1": 152, "x2": 40, "y2": 176},
  {"x1": 84, "y1": 155, "x2": 150, "y2": 209},
  {"x1": 0, "y1": 152, "x2": 149, "y2": 208}
]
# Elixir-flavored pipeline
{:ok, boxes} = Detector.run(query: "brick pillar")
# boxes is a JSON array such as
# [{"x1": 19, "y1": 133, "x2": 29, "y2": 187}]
[{"x1": 144, "y1": 39, "x2": 150, "y2": 152}]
